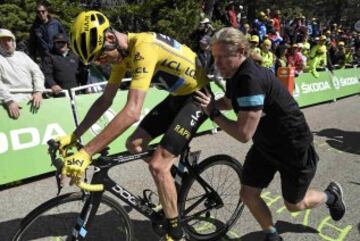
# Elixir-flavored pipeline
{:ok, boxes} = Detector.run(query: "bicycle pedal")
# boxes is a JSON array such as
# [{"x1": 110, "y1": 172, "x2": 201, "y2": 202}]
[{"x1": 142, "y1": 189, "x2": 160, "y2": 208}]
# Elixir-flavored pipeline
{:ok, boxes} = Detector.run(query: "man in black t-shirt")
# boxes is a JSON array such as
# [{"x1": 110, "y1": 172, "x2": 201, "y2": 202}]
[{"x1": 195, "y1": 27, "x2": 346, "y2": 241}]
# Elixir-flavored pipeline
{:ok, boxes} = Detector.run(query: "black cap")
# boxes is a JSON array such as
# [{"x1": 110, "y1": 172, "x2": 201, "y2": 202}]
[{"x1": 53, "y1": 33, "x2": 68, "y2": 43}]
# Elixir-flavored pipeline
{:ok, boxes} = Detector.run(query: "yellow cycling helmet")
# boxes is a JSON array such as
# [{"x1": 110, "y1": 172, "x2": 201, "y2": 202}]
[{"x1": 70, "y1": 11, "x2": 110, "y2": 64}]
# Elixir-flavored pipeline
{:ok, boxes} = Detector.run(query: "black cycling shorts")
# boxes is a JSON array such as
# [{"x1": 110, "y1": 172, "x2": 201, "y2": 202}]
[
  {"x1": 241, "y1": 143, "x2": 319, "y2": 204},
  {"x1": 139, "y1": 92, "x2": 207, "y2": 156}
]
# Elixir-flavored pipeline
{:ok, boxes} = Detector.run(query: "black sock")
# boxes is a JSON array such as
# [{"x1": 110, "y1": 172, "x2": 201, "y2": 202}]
[
  {"x1": 167, "y1": 216, "x2": 183, "y2": 239},
  {"x1": 325, "y1": 190, "x2": 336, "y2": 205}
]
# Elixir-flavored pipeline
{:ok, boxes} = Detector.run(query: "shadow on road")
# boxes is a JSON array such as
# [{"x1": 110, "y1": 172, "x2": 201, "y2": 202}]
[
  {"x1": 314, "y1": 128, "x2": 360, "y2": 155},
  {"x1": 221, "y1": 220, "x2": 318, "y2": 241},
  {"x1": 0, "y1": 205, "x2": 158, "y2": 241}
]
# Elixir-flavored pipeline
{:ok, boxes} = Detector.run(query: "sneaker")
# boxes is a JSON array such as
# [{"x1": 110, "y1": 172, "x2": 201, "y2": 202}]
[
  {"x1": 264, "y1": 233, "x2": 283, "y2": 241},
  {"x1": 159, "y1": 234, "x2": 186, "y2": 241},
  {"x1": 325, "y1": 181, "x2": 346, "y2": 221}
]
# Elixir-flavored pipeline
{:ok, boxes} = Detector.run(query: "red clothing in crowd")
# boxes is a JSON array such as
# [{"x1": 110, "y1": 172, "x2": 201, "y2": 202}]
[
  {"x1": 272, "y1": 17, "x2": 281, "y2": 33},
  {"x1": 287, "y1": 52, "x2": 304, "y2": 74},
  {"x1": 228, "y1": 9, "x2": 239, "y2": 28}
]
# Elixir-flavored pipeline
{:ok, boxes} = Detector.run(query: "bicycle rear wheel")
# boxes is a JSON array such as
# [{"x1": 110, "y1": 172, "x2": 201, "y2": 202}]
[
  {"x1": 12, "y1": 192, "x2": 133, "y2": 241},
  {"x1": 178, "y1": 154, "x2": 244, "y2": 241}
]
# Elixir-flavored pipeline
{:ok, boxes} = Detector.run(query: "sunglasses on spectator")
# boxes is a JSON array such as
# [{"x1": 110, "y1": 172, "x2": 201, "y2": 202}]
[{"x1": 37, "y1": 10, "x2": 47, "y2": 14}]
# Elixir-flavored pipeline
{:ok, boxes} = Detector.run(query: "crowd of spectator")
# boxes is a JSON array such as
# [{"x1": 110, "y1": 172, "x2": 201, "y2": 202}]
[
  {"x1": 193, "y1": 1, "x2": 360, "y2": 78},
  {"x1": 1, "y1": 1, "x2": 360, "y2": 119},
  {"x1": 0, "y1": 2, "x2": 107, "y2": 119}
]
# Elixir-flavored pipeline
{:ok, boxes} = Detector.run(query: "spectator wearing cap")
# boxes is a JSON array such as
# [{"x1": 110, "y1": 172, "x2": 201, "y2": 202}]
[
  {"x1": 189, "y1": 17, "x2": 214, "y2": 52},
  {"x1": 0, "y1": 28, "x2": 45, "y2": 119},
  {"x1": 332, "y1": 41, "x2": 347, "y2": 68},
  {"x1": 309, "y1": 35, "x2": 327, "y2": 67},
  {"x1": 297, "y1": 43, "x2": 307, "y2": 67},
  {"x1": 287, "y1": 43, "x2": 305, "y2": 75},
  {"x1": 241, "y1": 23, "x2": 251, "y2": 41},
  {"x1": 307, "y1": 45, "x2": 327, "y2": 78},
  {"x1": 41, "y1": 33, "x2": 87, "y2": 96},
  {"x1": 197, "y1": 35, "x2": 214, "y2": 75},
  {"x1": 29, "y1": 2, "x2": 67, "y2": 62},
  {"x1": 249, "y1": 35, "x2": 262, "y2": 64},
  {"x1": 260, "y1": 39, "x2": 275, "y2": 71}
]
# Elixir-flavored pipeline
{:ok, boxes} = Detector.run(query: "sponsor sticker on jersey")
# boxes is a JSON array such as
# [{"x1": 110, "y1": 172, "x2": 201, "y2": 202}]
[{"x1": 156, "y1": 33, "x2": 181, "y2": 50}]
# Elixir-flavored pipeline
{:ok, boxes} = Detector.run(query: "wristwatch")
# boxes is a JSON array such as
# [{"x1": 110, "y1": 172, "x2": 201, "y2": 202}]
[{"x1": 209, "y1": 108, "x2": 221, "y2": 121}]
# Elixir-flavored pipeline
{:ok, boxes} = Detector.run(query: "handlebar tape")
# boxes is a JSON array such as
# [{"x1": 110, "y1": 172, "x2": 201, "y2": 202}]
[{"x1": 77, "y1": 181, "x2": 104, "y2": 192}]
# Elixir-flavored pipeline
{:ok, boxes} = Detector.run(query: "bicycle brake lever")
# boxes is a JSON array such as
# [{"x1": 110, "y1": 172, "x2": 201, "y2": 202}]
[{"x1": 47, "y1": 139, "x2": 64, "y2": 195}]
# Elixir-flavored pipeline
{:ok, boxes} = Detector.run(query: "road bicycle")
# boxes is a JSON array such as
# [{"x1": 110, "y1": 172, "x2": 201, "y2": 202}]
[{"x1": 12, "y1": 139, "x2": 244, "y2": 241}]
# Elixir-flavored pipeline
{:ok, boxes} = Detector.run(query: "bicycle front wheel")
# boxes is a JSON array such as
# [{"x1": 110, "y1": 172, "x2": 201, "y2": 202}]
[
  {"x1": 12, "y1": 192, "x2": 133, "y2": 241},
  {"x1": 179, "y1": 154, "x2": 244, "y2": 241}
]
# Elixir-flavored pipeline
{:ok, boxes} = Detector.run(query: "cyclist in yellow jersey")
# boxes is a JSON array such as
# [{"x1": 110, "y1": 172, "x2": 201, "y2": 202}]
[{"x1": 56, "y1": 11, "x2": 210, "y2": 241}]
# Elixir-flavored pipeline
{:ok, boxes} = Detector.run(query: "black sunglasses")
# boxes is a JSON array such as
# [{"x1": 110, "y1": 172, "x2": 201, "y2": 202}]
[{"x1": 37, "y1": 10, "x2": 46, "y2": 14}]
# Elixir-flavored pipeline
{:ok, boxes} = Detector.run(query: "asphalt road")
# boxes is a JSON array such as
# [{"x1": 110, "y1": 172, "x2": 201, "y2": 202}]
[{"x1": 0, "y1": 95, "x2": 359, "y2": 241}]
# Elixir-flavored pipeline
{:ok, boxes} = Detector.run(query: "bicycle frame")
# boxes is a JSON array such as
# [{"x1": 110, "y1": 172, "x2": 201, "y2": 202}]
[{"x1": 68, "y1": 146, "x2": 222, "y2": 240}]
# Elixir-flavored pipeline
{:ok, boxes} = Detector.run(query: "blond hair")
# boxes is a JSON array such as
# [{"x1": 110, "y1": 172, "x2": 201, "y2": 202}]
[{"x1": 211, "y1": 27, "x2": 250, "y2": 57}]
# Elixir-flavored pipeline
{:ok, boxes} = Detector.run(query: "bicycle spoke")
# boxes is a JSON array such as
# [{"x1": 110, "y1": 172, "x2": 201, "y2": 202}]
[
  {"x1": 179, "y1": 155, "x2": 243, "y2": 240},
  {"x1": 13, "y1": 193, "x2": 132, "y2": 241}
]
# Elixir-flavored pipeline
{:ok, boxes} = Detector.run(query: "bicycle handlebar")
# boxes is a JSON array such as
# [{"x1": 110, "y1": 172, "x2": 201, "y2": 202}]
[
  {"x1": 47, "y1": 139, "x2": 104, "y2": 192},
  {"x1": 77, "y1": 181, "x2": 104, "y2": 192}
]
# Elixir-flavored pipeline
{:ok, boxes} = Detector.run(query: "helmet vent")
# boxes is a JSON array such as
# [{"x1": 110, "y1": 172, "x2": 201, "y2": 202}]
[
  {"x1": 80, "y1": 32, "x2": 88, "y2": 60},
  {"x1": 91, "y1": 14, "x2": 96, "y2": 21},
  {"x1": 97, "y1": 14, "x2": 105, "y2": 25},
  {"x1": 89, "y1": 27, "x2": 99, "y2": 53}
]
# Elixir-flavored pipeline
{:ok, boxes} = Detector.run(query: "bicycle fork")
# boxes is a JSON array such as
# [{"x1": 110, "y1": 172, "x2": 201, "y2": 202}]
[{"x1": 70, "y1": 192, "x2": 104, "y2": 241}]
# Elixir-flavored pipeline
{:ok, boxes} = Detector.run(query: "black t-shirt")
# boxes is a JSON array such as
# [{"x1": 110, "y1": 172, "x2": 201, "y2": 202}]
[{"x1": 225, "y1": 58, "x2": 313, "y2": 151}]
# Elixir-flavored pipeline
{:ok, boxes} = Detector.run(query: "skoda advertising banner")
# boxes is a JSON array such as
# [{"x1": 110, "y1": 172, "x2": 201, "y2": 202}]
[
  {"x1": 293, "y1": 68, "x2": 360, "y2": 107},
  {"x1": 293, "y1": 71, "x2": 335, "y2": 107},
  {"x1": 331, "y1": 68, "x2": 360, "y2": 99},
  {"x1": 1, "y1": 68, "x2": 359, "y2": 185},
  {"x1": 0, "y1": 97, "x2": 76, "y2": 185}
]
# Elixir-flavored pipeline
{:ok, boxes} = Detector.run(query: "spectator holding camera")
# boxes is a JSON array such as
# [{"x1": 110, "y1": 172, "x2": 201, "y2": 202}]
[{"x1": 190, "y1": 17, "x2": 214, "y2": 52}]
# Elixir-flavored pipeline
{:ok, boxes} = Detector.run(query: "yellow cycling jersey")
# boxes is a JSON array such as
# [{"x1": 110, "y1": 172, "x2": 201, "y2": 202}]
[{"x1": 109, "y1": 32, "x2": 209, "y2": 95}]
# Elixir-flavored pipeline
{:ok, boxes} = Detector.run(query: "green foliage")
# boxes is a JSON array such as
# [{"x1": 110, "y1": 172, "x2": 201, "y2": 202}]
[
  {"x1": 0, "y1": 4, "x2": 33, "y2": 40},
  {"x1": 102, "y1": 0, "x2": 202, "y2": 46},
  {"x1": 0, "y1": 0, "x2": 358, "y2": 46}
]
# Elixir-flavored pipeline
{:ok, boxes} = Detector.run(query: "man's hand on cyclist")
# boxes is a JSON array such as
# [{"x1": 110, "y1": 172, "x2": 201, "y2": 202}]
[
  {"x1": 55, "y1": 133, "x2": 77, "y2": 156},
  {"x1": 62, "y1": 149, "x2": 92, "y2": 181},
  {"x1": 195, "y1": 88, "x2": 215, "y2": 115}
]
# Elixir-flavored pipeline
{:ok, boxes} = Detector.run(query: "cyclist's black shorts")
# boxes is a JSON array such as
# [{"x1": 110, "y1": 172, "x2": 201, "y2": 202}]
[
  {"x1": 241, "y1": 143, "x2": 319, "y2": 204},
  {"x1": 139, "y1": 91, "x2": 207, "y2": 156}
]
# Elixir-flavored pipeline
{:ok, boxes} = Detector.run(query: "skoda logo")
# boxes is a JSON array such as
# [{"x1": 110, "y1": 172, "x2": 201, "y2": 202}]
[{"x1": 332, "y1": 75, "x2": 340, "y2": 90}]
